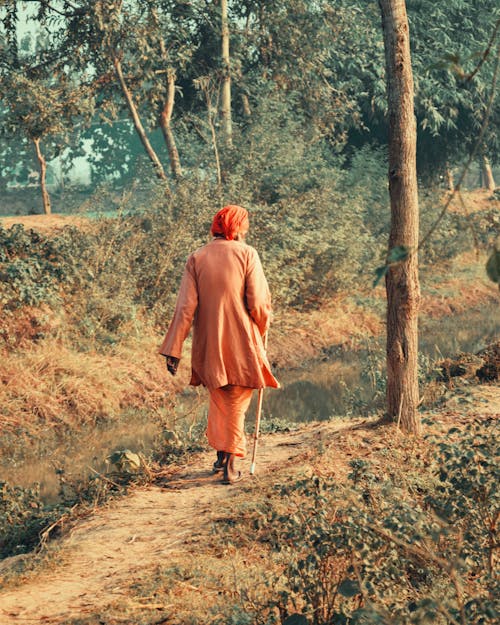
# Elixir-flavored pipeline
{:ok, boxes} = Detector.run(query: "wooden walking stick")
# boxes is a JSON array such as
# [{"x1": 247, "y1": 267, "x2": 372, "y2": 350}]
[{"x1": 250, "y1": 332, "x2": 268, "y2": 475}]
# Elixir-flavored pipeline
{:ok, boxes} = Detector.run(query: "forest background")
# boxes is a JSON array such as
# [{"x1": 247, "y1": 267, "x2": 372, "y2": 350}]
[{"x1": 0, "y1": 1, "x2": 499, "y2": 624}]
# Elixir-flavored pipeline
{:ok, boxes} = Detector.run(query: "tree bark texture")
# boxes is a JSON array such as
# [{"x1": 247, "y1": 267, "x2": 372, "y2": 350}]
[
  {"x1": 379, "y1": 0, "x2": 421, "y2": 435},
  {"x1": 220, "y1": 0, "x2": 233, "y2": 147},
  {"x1": 33, "y1": 137, "x2": 51, "y2": 215},
  {"x1": 159, "y1": 71, "x2": 183, "y2": 181},
  {"x1": 113, "y1": 57, "x2": 168, "y2": 181},
  {"x1": 482, "y1": 153, "x2": 496, "y2": 191}
]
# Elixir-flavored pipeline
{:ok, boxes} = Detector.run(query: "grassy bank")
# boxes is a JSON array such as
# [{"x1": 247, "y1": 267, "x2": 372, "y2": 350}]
[{"x1": 0, "y1": 245, "x2": 497, "y2": 442}]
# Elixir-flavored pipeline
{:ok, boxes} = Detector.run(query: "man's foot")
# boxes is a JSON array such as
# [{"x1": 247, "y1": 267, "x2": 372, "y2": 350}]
[
  {"x1": 222, "y1": 470, "x2": 243, "y2": 485},
  {"x1": 213, "y1": 451, "x2": 228, "y2": 473},
  {"x1": 222, "y1": 453, "x2": 244, "y2": 484}
]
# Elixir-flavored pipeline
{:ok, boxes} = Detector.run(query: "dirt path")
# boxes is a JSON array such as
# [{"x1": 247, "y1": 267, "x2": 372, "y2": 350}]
[
  {"x1": 1, "y1": 383, "x2": 498, "y2": 625},
  {"x1": 0, "y1": 418, "x2": 355, "y2": 625}
]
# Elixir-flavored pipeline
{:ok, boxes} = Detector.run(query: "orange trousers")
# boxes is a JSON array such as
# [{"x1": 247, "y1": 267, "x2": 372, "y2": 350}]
[{"x1": 206, "y1": 385, "x2": 254, "y2": 457}]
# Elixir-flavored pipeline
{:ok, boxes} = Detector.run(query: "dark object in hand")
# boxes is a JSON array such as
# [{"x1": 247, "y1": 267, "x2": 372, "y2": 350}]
[{"x1": 165, "y1": 355, "x2": 180, "y2": 376}]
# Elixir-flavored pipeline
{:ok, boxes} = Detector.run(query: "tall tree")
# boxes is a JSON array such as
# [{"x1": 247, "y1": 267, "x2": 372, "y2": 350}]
[
  {"x1": 102, "y1": 1, "x2": 168, "y2": 182},
  {"x1": 379, "y1": 0, "x2": 421, "y2": 435},
  {"x1": 149, "y1": 3, "x2": 183, "y2": 181},
  {"x1": 233, "y1": 0, "x2": 364, "y2": 148},
  {"x1": 220, "y1": 0, "x2": 233, "y2": 147},
  {"x1": 345, "y1": 0, "x2": 500, "y2": 181},
  {"x1": 0, "y1": 11, "x2": 94, "y2": 214},
  {"x1": 58, "y1": 0, "x2": 199, "y2": 184},
  {"x1": 39, "y1": 0, "x2": 170, "y2": 183}
]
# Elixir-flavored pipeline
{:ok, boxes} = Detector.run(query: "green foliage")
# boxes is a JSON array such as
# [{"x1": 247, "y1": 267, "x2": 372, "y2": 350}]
[
  {"x1": 248, "y1": 188, "x2": 372, "y2": 308},
  {"x1": 408, "y1": 0, "x2": 500, "y2": 171},
  {"x1": 0, "y1": 144, "x2": 388, "y2": 348},
  {"x1": 243, "y1": 419, "x2": 499, "y2": 625},
  {"x1": 0, "y1": 481, "x2": 56, "y2": 558},
  {"x1": 428, "y1": 420, "x2": 499, "y2": 577},
  {"x1": 225, "y1": 91, "x2": 342, "y2": 205},
  {"x1": 1, "y1": 160, "x2": 492, "y2": 351},
  {"x1": 486, "y1": 248, "x2": 500, "y2": 285},
  {"x1": 1, "y1": 0, "x2": 498, "y2": 191},
  {"x1": 0, "y1": 224, "x2": 72, "y2": 310}
]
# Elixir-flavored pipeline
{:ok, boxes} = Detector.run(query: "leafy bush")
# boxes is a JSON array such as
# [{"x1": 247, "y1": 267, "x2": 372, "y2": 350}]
[
  {"x1": 0, "y1": 154, "x2": 487, "y2": 349},
  {"x1": 1, "y1": 167, "x2": 377, "y2": 348},
  {"x1": 339, "y1": 144, "x2": 389, "y2": 241},
  {"x1": 0, "y1": 481, "x2": 57, "y2": 558},
  {"x1": 0, "y1": 225, "x2": 73, "y2": 310},
  {"x1": 245, "y1": 418, "x2": 498, "y2": 624},
  {"x1": 224, "y1": 91, "x2": 342, "y2": 206},
  {"x1": 249, "y1": 187, "x2": 373, "y2": 308}
]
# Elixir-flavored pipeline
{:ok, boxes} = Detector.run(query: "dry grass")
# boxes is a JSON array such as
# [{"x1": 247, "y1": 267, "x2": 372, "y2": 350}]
[
  {"x1": 420, "y1": 251, "x2": 499, "y2": 318},
  {"x1": 0, "y1": 331, "x2": 177, "y2": 435},
  {"x1": 1, "y1": 252, "x2": 497, "y2": 438},
  {"x1": 0, "y1": 214, "x2": 90, "y2": 233},
  {"x1": 447, "y1": 188, "x2": 499, "y2": 214},
  {"x1": 270, "y1": 296, "x2": 383, "y2": 369}
]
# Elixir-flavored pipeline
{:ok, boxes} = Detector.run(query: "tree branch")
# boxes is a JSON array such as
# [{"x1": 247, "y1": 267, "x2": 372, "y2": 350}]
[
  {"x1": 463, "y1": 18, "x2": 500, "y2": 83},
  {"x1": 418, "y1": 44, "x2": 500, "y2": 251},
  {"x1": 36, "y1": 0, "x2": 85, "y2": 18}
]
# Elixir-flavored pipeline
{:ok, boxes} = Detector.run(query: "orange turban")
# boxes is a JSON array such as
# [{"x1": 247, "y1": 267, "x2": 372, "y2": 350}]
[{"x1": 210, "y1": 205, "x2": 249, "y2": 241}]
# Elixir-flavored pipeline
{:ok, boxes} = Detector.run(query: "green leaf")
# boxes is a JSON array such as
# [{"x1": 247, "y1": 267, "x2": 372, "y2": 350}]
[
  {"x1": 486, "y1": 248, "x2": 500, "y2": 284},
  {"x1": 338, "y1": 578, "x2": 361, "y2": 597},
  {"x1": 373, "y1": 265, "x2": 388, "y2": 287},
  {"x1": 283, "y1": 615, "x2": 308, "y2": 625},
  {"x1": 387, "y1": 245, "x2": 409, "y2": 263}
]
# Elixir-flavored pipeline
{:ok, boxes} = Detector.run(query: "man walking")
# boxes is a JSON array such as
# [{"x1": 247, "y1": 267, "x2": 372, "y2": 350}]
[{"x1": 160, "y1": 205, "x2": 278, "y2": 484}]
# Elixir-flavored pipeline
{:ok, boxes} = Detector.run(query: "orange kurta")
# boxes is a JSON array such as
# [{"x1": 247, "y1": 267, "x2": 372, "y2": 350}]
[{"x1": 159, "y1": 238, "x2": 279, "y2": 391}]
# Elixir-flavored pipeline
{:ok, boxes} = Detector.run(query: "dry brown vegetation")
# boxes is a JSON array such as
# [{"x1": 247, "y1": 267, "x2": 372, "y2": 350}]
[{"x1": 1, "y1": 261, "x2": 496, "y2": 437}]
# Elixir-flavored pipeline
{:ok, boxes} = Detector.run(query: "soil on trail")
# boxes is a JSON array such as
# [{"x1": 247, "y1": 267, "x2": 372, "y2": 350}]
[
  {"x1": 1, "y1": 384, "x2": 499, "y2": 625},
  {"x1": 0, "y1": 418, "x2": 351, "y2": 624},
  {"x1": 0, "y1": 214, "x2": 89, "y2": 233}
]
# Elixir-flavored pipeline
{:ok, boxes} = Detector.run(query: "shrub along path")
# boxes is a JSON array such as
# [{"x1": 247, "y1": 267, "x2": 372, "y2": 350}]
[{"x1": 0, "y1": 383, "x2": 498, "y2": 625}]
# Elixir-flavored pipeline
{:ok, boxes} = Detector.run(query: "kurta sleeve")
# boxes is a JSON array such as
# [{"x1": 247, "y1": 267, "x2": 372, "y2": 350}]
[
  {"x1": 245, "y1": 247, "x2": 272, "y2": 336},
  {"x1": 159, "y1": 256, "x2": 198, "y2": 359}
]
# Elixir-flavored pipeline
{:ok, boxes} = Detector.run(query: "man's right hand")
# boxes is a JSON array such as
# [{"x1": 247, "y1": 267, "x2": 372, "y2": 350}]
[{"x1": 165, "y1": 355, "x2": 180, "y2": 376}]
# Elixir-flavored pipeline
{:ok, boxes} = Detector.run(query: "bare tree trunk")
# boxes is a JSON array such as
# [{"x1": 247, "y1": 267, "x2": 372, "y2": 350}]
[
  {"x1": 208, "y1": 100, "x2": 222, "y2": 191},
  {"x1": 241, "y1": 93, "x2": 252, "y2": 117},
  {"x1": 33, "y1": 137, "x2": 51, "y2": 215},
  {"x1": 113, "y1": 57, "x2": 168, "y2": 182},
  {"x1": 379, "y1": 0, "x2": 421, "y2": 435},
  {"x1": 220, "y1": 0, "x2": 233, "y2": 147},
  {"x1": 446, "y1": 163, "x2": 454, "y2": 192},
  {"x1": 482, "y1": 153, "x2": 496, "y2": 191},
  {"x1": 150, "y1": 5, "x2": 183, "y2": 180},
  {"x1": 159, "y1": 71, "x2": 183, "y2": 181}
]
